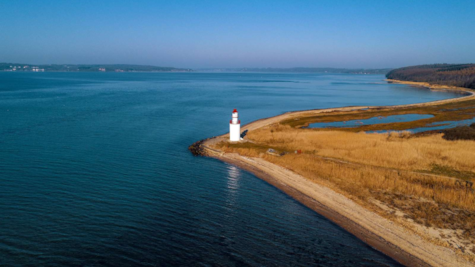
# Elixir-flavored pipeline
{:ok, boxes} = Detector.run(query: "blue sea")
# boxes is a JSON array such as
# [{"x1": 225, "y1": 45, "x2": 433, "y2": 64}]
[{"x1": 0, "y1": 72, "x2": 462, "y2": 266}]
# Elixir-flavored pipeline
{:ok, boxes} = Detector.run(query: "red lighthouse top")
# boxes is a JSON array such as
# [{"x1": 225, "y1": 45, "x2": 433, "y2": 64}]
[{"x1": 233, "y1": 109, "x2": 237, "y2": 113}]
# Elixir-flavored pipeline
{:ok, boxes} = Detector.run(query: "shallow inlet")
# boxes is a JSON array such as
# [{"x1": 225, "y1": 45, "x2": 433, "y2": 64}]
[
  {"x1": 369, "y1": 117, "x2": 475, "y2": 133},
  {"x1": 308, "y1": 114, "x2": 434, "y2": 129}
]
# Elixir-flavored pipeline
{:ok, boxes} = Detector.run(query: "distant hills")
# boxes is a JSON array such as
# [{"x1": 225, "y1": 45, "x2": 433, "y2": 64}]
[
  {"x1": 0, "y1": 63, "x2": 192, "y2": 72},
  {"x1": 1, "y1": 63, "x2": 392, "y2": 74},
  {"x1": 199, "y1": 67, "x2": 393, "y2": 74},
  {"x1": 386, "y1": 64, "x2": 475, "y2": 89}
]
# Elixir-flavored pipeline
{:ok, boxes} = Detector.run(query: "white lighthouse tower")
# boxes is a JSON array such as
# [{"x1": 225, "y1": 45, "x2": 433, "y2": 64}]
[{"x1": 229, "y1": 109, "x2": 241, "y2": 141}]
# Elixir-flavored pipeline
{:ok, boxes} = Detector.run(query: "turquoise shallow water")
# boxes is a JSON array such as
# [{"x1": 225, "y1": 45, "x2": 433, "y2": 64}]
[{"x1": 0, "y1": 72, "x2": 462, "y2": 266}]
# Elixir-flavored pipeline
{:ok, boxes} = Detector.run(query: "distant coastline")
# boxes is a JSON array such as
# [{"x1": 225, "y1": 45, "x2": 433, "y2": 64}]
[
  {"x1": 387, "y1": 79, "x2": 474, "y2": 96},
  {"x1": 0, "y1": 63, "x2": 392, "y2": 74},
  {"x1": 0, "y1": 63, "x2": 192, "y2": 73},
  {"x1": 387, "y1": 64, "x2": 475, "y2": 90},
  {"x1": 197, "y1": 67, "x2": 393, "y2": 74}
]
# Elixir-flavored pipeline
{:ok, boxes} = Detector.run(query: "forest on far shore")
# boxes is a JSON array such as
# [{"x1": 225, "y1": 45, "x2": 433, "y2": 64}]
[{"x1": 386, "y1": 64, "x2": 475, "y2": 89}]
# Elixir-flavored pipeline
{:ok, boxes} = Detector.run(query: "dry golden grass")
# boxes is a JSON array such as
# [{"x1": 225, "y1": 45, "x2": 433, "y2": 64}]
[
  {"x1": 214, "y1": 123, "x2": 475, "y2": 257},
  {"x1": 217, "y1": 129, "x2": 475, "y2": 211},
  {"x1": 247, "y1": 124, "x2": 475, "y2": 173}
]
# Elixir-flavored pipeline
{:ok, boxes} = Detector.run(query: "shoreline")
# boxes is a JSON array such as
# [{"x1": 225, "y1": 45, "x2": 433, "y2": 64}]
[
  {"x1": 207, "y1": 151, "x2": 432, "y2": 267},
  {"x1": 197, "y1": 80, "x2": 475, "y2": 267},
  {"x1": 386, "y1": 79, "x2": 474, "y2": 96}
]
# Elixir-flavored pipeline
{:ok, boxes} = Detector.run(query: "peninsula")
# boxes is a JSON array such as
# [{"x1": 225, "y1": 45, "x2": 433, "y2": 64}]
[{"x1": 191, "y1": 65, "x2": 475, "y2": 267}]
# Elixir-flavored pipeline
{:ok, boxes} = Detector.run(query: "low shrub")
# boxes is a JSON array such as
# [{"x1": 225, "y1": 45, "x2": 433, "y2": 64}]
[{"x1": 442, "y1": 126, "x2": 475, "y2": 140}]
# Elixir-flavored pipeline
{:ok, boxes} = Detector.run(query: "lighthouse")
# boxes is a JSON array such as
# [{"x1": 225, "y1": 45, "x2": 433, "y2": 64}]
[{"x1": 229, "y1": 109, "x2": 241, "y2": 141}]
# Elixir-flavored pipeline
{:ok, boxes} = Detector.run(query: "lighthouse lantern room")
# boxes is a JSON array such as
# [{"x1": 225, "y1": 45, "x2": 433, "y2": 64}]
[{"x1": 229, "y1": 109, "x2": 241, "y2": 141}]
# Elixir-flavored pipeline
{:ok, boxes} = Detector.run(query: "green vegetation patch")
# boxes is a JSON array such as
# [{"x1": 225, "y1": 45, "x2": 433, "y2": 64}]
[{"x1": 429, "y1": 164, "x2": 475, "y2": 182}]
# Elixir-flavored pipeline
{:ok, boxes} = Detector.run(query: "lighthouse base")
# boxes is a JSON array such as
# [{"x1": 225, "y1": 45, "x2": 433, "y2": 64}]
[{"x1": 229, "y1": 123, "x2": 241, "y2": 141}]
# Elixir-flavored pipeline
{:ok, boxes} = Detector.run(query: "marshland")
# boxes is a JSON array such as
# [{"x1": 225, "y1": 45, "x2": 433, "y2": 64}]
[{"x1": 212, "y1": 84, "x2": 475, "y2": 263}]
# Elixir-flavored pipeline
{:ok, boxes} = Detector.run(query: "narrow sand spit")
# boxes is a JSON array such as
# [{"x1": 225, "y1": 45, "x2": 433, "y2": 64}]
[{"x1": 200, "y1": 81, "x2": 475, "y2": 267}]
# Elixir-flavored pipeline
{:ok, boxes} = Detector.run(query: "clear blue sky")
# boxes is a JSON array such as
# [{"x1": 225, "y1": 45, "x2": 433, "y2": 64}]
[{"x1": 1, "y1": 0, "x2": 474, "y2": 68}]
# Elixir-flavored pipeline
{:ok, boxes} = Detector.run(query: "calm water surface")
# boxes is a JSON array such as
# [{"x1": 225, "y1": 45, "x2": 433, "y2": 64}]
[{"x1": 0, "y1": 72, "x2": 462, "y2": 266}]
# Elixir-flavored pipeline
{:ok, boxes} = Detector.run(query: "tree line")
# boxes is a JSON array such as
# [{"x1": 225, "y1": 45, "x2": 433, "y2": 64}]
[{"x1": 386, "y1": 64, "x2": 475, "y2": 89}]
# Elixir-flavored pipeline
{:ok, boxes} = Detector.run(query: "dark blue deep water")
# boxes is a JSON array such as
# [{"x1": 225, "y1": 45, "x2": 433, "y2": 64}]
[{"x1": 0, "y1": 72, "x2": 462, "y2": 266}]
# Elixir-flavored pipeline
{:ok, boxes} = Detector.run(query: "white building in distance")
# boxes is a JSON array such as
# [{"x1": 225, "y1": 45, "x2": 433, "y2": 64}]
[
  {"x1": 229, "y1": 109, "x2": 241, "y2": 141},
  {"x1": 32, "y1": 67, "x2": 44, "y2": 72}
]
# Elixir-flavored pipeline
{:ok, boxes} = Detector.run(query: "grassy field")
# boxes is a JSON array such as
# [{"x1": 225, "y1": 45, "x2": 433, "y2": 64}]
[{"x1": 213, "y1": 95, "x2": 475, "y2": 259}]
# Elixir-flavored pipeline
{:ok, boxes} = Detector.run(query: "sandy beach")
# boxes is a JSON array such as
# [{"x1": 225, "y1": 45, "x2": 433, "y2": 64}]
[{"x1": 198, "y1": 81, "x2": 475, "y2": 267}]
